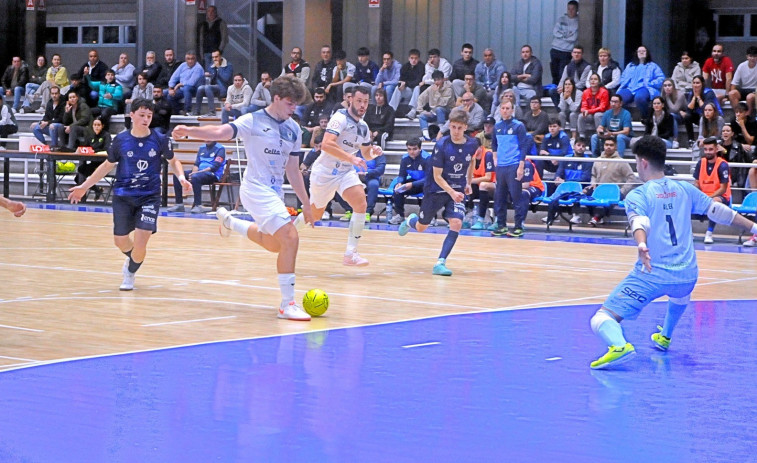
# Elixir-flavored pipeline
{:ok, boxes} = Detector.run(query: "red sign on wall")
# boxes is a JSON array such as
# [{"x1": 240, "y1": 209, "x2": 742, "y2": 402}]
[
  {"x1": 185, "y1": 0, "x2": 196, "y2": 5},
  {"x1": 26, "y1": 0, "x2": 35, "y2": 11},
  {"x1": 369, "y1": 0, "x2": 380, "y2": 7}
]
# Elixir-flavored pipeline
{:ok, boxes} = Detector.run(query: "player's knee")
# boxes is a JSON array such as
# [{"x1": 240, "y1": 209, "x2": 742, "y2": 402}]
[
  {"x1": 590, "y1": 308, "x2": 619, "y2": 333},
  {"x1": 448, "y1": 218, "x2": 463, "y2": 231}
]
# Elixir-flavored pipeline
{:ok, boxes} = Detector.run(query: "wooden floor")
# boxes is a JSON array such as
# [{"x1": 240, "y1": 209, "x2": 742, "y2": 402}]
[{"x1": 2, "y1": 208, "x2": 757, "y2": 372}]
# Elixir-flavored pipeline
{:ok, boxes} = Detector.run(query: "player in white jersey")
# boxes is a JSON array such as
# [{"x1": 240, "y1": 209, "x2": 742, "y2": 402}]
[
  {"x1": 303, "y1": 86, "x2": 384, "y2": 266},
  {"x1": 172, "y1": 75, "x2": 314, "y2": 321},
  {"x1": 589, "y1": 136, "x2": 757, "y2": 369}
]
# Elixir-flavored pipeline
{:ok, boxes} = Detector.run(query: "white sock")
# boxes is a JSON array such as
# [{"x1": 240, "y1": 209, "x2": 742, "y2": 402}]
[
  {"x1": 230, "y1": 216, "x2": 251, "y2": 237},
  {"x1": 422, "y1": 129, "x2": 430, "y2": 139},
  {"x1": 278, "y1": 273, "x2": 295, "y2": 304},
  {"x1": 293, "y1": 213, "x2": 306, "y2": 231},
  {"x1": 590, "y1": 310, "x2": 627, "y2": 347},
  {"x1": 346, "y1": 212, "x2": 366, "y2": 254}
]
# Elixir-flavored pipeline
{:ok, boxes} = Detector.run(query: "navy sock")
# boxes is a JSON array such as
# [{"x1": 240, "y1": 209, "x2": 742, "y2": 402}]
[
  {"x1": 128, "y1": 257, "x2": 142, "y2": 274},
  {"x1": 409, "y1": 215, "x2": 419, "y2": 230},
  {"x1": 122, "y1": 249, "x2": 132, "y2": 258},
  {"x1": 439, "y1": 230, "x2": 459, "y2": 260}
]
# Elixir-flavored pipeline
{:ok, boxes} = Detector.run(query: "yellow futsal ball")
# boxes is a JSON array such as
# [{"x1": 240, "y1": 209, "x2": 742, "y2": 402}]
[{"x1": 303, "y1": 289, "x2": 329, "y2": 316}]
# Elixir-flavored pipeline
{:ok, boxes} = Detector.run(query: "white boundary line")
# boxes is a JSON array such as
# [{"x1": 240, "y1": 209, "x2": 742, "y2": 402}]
[{"x1": 143, "y1": 316, "x2": 237, "y2": 327}]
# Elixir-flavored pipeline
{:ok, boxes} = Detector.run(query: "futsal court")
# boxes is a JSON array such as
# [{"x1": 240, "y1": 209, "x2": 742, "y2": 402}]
[{"x1": 1, "y1": 206, "x2": 756, "y2": 462}]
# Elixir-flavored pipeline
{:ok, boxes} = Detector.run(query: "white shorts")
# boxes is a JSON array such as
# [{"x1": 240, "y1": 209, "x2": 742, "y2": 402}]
[
  {"x1": 308, "y1": 168, "x2": 363, "y2": 209},
  {"x1": 239, "y1": 180, "x2": 292, "y2": 236}
]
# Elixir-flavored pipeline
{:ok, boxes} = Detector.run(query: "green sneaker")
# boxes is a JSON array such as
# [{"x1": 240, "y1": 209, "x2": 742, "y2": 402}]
[
  {"x1": 506, "y1": 228, "x2": 525, "y2": 238},
  {"x1": 491, "y1": 226, "x2": 509, "y2": 236},
  {"x1": 432, "y1": 261, "x2": 453, "y2": 276},
  {"x1": 340, "y1": 211, "x2": 353, "y2": 222},
  {"x1": 398, "y1": 213, "x2": 417, "y2": 236},
  {"x1": 365, "y1": 213, "x2": 371, "y2": 223},
  {"x1": 590, "y1": 343, "x2": 636, "y2": 370},
  {"x1": 651, "y1": 325, "x2": 671, "y2": 351}
]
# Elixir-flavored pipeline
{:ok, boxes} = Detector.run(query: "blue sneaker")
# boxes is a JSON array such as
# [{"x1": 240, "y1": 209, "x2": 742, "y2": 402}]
[
  {"x1": 432, "y1": 261, "x2": 453, "y2": 276},
  {"x1": 398, "y1": 213, "x2": 417, "y2": 236},
  {"x1": 487, "y1": 220, "x2": 499, "y2": 231},
  {"x1": 471, "y1": 217, "x2": 485, "y2": 230}
]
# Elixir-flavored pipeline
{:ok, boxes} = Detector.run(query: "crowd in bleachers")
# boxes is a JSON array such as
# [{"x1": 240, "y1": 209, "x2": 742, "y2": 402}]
[{"x1": 3, "y1": 2, "x2": 757, "y2": 244}]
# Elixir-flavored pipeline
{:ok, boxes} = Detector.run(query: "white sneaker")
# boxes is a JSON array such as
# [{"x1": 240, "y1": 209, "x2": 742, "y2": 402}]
[
  {"x1": 278, "y1": 301, "x2": 311, "y2": 321},
  {"x1": 343, "y1": 251, "x2": 369, "y2": 266},
  {"x1": 216, "y1": 207, "x2": 232, "y2": 237},
  {"x1": 388, "y1": 214, "x2": 404, "y2": 225},
  {"x1": 322, "y1": 211, "x2": 331, "y2": 220},
  {"x1": 672, "y1": 141, "x2": 680, "y2": 149},
  {"x1": 541, "y1": 216, "x2": 559, "y2": 223},
  {"x1": 119, "y1": 257, "x2": 135, "y2": 291},
  {"x1": 743, "y1": 235, "x2": 757, "y2": 247},
  {"x1": 704, "y1": 231, "x2": 714, "y2": 244},
  {"x1": 570, "y1": 214, "x2": 582, "y2": 224}
]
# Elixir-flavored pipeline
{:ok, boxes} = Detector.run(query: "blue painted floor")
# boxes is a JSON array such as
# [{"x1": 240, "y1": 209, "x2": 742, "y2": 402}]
[{"x1": 1, "y1": 300, "x2": 755, "y2": 462}]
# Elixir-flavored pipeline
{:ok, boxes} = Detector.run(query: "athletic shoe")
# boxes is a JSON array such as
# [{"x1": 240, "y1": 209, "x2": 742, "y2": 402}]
[
  {"x1": 340, "y1": 211, "x2": 352, "y2": 222},
  {"x1": 487, "y1": 220, "x2": 500, "y2": 231},
  {"x1": 672, "y1": 140, "x2": 680, "y2": 149},
  {"x1": 541, "y1": 216, "x2": 559, "y2": 224},
  {"x1": 322, "y1": 211, "x2": 331, "y2": 220},
  {"x1": 491, "y1": 226, "x2": 509, "y2": 236},
  {"x1": 202, "y1": 112, "x2": 217, "y2": 117},
  {"x1": 432, "y1": 261, "x2": 453, "y2": 276},
  {"x1": 743, "y1": 235, "x2": 757, "y2": 247},
  {"x1": 570, "y1": 214, "x2": 582, "y2": 224},
  {"x1": 506, "y1": 228, "x2": 524, "y2": 238},
  {"x1": 589, "y1": 216, "x2": 600, "y2": 227},
  {"x1": 119, "y1": 257, "x2": 136, "y2": 291},
  {"x1": 190, "y1": 205, "x2": 211, "y2": 214},
  {"x1": 651, "y1": 325, "x2": 671, "y2": 351},
  {"x1": 343, "y1": 251, "x2": 369, "y2": 266},
  {"x1": 471, "y1": 217, "x2": 485, "y2": 230},
  {"x1": 216, "y1": 206, "x2": 232, "y2": 237},
  {"x1": 167, "y1": 204, "x2": 185, "y2": 212},
  {"x1": 590, "y1": 343, "x2": 636, "y2": 369},
  {"x1": 365, "y1": 213, "x2": 371, "y2": 223},
  {"x1": 278, "y1": 301, "x2": 311, "y2": 321},
  {"x1": 388, "y1": 214, "x2": 404, "y2": 225},
  {"x1": 398, "y1": 213, "x2": 417, "y2": 236},
  {"x1": 405, "y1": 108, "x2": 417, "y2": 120},
  {"x1": 704, "y1": 231, "x2": 714, "y2": 244}
]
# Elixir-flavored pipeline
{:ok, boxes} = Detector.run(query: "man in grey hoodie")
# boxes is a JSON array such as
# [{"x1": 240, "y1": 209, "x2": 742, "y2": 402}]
[{"x1": 221, "y1": 73, "x2": 252, "y2": 124}]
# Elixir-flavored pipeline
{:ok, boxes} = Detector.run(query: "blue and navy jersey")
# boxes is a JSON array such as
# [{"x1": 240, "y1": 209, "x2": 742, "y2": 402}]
[
  {"x1": 624, "y1": 178, "x2": 713, "y2": 284},
  {"x1": 398, "y1": 150, "x2": 431, "y2": 185},
  {"x1": 555, "y1": 153, "x2": 593, "y2": 184},
  {"x1": 195, "y1": 143, "x2": 227, "y2": 180},
  {"x1": 108, "y1": 129, "x2": 173, "y2": 197},
  {"x1": 541, "y1": 130, "x2": 573, "y2": 157},
  {"x1": 425, "y1": 135, "x2": 477, "y2": 194},
  {"x1": 492, "y1": 117, "x2": 529, "y2": 167}
]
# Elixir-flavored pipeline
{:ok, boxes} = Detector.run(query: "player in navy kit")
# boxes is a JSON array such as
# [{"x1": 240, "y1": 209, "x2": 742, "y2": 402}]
[
  {"x1": 69, "y1": 98, "x2": 191, "y2": 290},
  {"x1": 397, "y1": 108, "x2": 477, "y2": 276},
  {"x1": 172, "y1": 75, "x2": 314, "y2": 321}
]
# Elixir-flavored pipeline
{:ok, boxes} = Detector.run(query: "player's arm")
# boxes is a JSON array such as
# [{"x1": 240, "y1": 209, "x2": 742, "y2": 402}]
[
  {"x1": 464, "y1": 158, "x2": 474, "y2": 195},
  {"x1": 359, "y1": 143, "x2": 383, "y2": 161},
  {"x1": 285, "y1": 153, "x2": 313, "y2": 225},
  {"x1": 627, "y1": 205, "x2": 652, "y2": 272},
  {"x1": 0, "y1": 196, "x2": 26, "y2": 217},
  {"x1": 433, "y1": 166, "x2": 463, "y2": 202},
  {"x1": 171, "y1": 124, "x2": 235, "y2": 141},
  {"x1": 168, "y1": 156, "x2": 192, "y2": 191},
  {"x1": 322, "y1": 132, "x2": 366, "y2": 170},
  {"x1": 68, "y1": 160, "x2": 117, "y2": 203}
]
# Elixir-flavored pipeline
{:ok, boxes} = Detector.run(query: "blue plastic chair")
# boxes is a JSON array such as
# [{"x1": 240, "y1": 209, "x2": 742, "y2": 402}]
[
  {"x1": 580, "y1": 184, "x2": 621, "y2": 207},
  {"x1": 732, "y1": 191, "x2": 757, "y2": 216},
  {"x1": 549, "y1": 181, "x2": 583, "y2": 206}
]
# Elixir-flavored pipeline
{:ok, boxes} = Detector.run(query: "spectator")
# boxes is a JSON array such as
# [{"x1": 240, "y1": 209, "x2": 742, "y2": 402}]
[
  {"x1": 583, "y1": 136, "x2": 636, "y2": 226},
  {"x1": 578, "y1": 73, "x2": 610, "y2": 139},
  {"x1": 557, "y1": 77, "x2": 583, "y2": 137},
  {"x1": 133, "y1": 50, "x2": 162, "y2": 85},
  {"x1": 56, "y1": 91, "x2": 92, "y2": 153},
  {"x1": 546, "y1": 137, "x2": 593, "y2": 224},
  {"x1": 718, "y1": 123, "x2": 753, "y2": 202},
  {"x1": 731, "y1": 102, "x2": 757, "y2": 151},
  {"x1": 198, "y1": 6, "x2": 229, "y2": 70},
  {"x1": 438, "y1": 91, "x2": 484, "y2": 138},
  {"x1": 124, "y1": 72, "x2": 154, "y2": 130},
  {"x1": 66, "y1": 73, "x2": 89, "y2": 102},
  {"x1": 469, "y1": 121, "x2": 497, "y2": 230},
  {"x1": 728, "y1": 46, "x2": 757, "y2": 114},
  {"x1": 475, "y1": 115, "x2": 495, "y2": 150},
  {"x1": 149, "y1": 85, "x2": 172, "y2": 135},
  {"x1": 308, "y1": 113, "x2": 330, "y2": 149},
  {"x1": 326, "y1": 50, "x2": 354, "y2": 104},
  {"x1": 301, "y1": 87, "x2": 332, "y2": 136},
  {"x1": 312, "y1": 45, "x2": 336, "y2": 92},
  {"x1": 522, "y1": 96, "x2": 550, "y2": 143},
  {"x1": 549, "y1": 0, "x2": 579, "y2": 85},
  {"x1": 538, "y1": 117, "x2": 574, "y2": 184},
  {"x1": 512, "y1": 44, "x2": 544, "y2": 101},
  {"x1": 112, "y1": 53, "x2": 136, "y2": 97},
  {"x1": 168, "y1": 140, "x2": 227, "y2": 214},
  {"x1": 416, "y1": 70, "x2": 455, "y2": 141},
  {"x1": 490, "y1": 71, "x2": 520, "y2": 118},
  {"x1": 221, "y1": 73, "x2": 252, "y2": 124},
  {"x1": 671, "y1": 51, "x2": 702, "y2": 92},
  {"x1": 421, "y1": 48, "x2": 452, "y2": 88},
  {"x1": 79, "y1": 49, "x2": 108, "y2": 107},
  {"x1": 661, "y1": 78, "x2": 686, "y2": 146},
  {"x1": 550, "y1": 45, "x2": 590, "y2": 106},
  {"x1": 450, "y1": 43, "x2": 479, "y2": 95},
  {"x1": 616, "y1": 45, "x2": 665, "y2": 119},
  {"x1": 167, "y1": 51, "x2": 204, "y2": 115},
  {"x1": 473, "y1": 48, "x2": 506, "y2": 107},
  {"x1": 75, "y1": 117, "x2": 111, "y2": 200},
  {"x1": 373, "y1": 51, "x2": 402, "y2": 104},
  {"x1": 281, "y1": 46, "x2": 311, "y2": 86},
  {"x1": 155, "y1": 49, "x2": 182, "y2": 90},
  {"x1": 247, "y1": 72, "x2": 272, "y2": 114},
  {"x1": 0, "y1": 56, "x2": 29, "y2": 113},
  {"x1": 85, "y1": 69, "x2": 122, "y2": 130},
  {"x1": 195, "y1": 49, "x2": 233, "y2": 116},
  {"x1": 364, "y1": 87, "x2": 395, "y2": 148},
  {"x1": 632, "y1": 96, "x2": 676, "y2": 149},
  {"x1": 0, "y1": 94, "x2": 18, "y2": 149},
  {"x1": 347, "y1": 47, "x2": 379, "y2": 92},
  {"x1": 592, "y1": 94, "x2": 632, "y2": 156},
  {"x1": 388, "y1": 137, "x2": 430, "y2": 225},
  {"x1": 34, "y1": 54, "x2": 69, "y2": 114},
  {"x1": 586, "y1": 47, "x2": 621, "y2": 94},
  {"x1": 21, "y1": 55, "x2": 47, "y2": 112},
  {"x1": 31, "y1": 85, "x2": 65, "y2": 149},
  {"x1": 702, "y1": 43, "x2": 734, "y2": 104},
  {"x1": 696, "y1": 102, "x2": 724, "y2": 150},
  {"x1": 694, "y1": 137, "x2": 731, "y2": 244},
  {"x1": 390, "y1": 48, "x2": 424, "y2": 116},
  {"x1": 456, "y1": 73, "x2": 488, "y2": 112},
  {"x1": 356, "y1": 143, "x2": 386, "y2": 223},
  {"x1": 683, "y1": 75, "x2": 721, "y2": 147}
]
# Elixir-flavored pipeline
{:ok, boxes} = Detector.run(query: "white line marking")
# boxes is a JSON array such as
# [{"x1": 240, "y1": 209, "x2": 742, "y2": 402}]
[
  {"x1": 0, "y1": 324, "x2": 44, "y2": 333},
  {"x1": 15, "y1": 297, "x2": 31, "y2": 301},
  {"x1": 98, "y1": 290, "x2": 111, "y2": 293},
  {"x1": 402, "y1": 342, "x2": 440, "y2": 349},
  {"x1": 143, "y1": 316, "x2": 237, "y2": 327},
  {"x1": 0, "y1": 362, "x2": 40, "y2": 369},
  {"x1": 545, "y1": 357, "x2": 562, "y2": 361},
  {"x1": 0, "y1": 355, "x2": 38, "y2": 362}
]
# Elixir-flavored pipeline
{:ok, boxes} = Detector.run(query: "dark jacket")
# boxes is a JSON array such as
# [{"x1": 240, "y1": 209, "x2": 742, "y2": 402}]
[
  {"x1": 133, "y1": 62, "x2": 162, "y2": 84},
  {"x1": 450, "y1": 58, "x2": 479, "y2": 82},
  {"x1": 62, "y1": 101, "x2": 92, "y2": 128},
  {"x1": 28, "y1": 64, "x2": 48, "y2": 86},
  {"x1": 79, "y1": 60, "x2": 109, "y2": 83},
  {"x1": 150, "y1": 98, "x2": 173, "y2": 132},
  {"x1": 86, "y1": 130, "x2": 112, "y2": 152},
  {"x1": 364, "y1": 103, "x2": 395, "y2": 139},
  {"x1": 642, "y1": 112, "x2": 676, "y2": 141},
  {"x1": 590, "y1": 59, "x2": 621, "y2": 89},
  {"x1": 1, "y1": 64, "x2": 30, "y2": 89},
  {"x1": 42, "y1": 98, "x2": 66, "y2": 124},
  {"x1": 156, "y1": 60, "x2": 183, "y2": 89},
  {"x1": 399, "y1": 62, "x2": 424, "y2": 89}
]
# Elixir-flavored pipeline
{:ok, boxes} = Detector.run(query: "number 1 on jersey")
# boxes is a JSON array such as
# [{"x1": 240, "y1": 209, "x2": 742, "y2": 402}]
[{"x1": 665, "y1": 215, "x2": 678, "y2": 246}]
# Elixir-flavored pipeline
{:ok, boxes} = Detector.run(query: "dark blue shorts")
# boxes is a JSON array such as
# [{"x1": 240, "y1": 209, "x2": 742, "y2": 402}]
[
  {"x1": 112, "y1": 194, "x2": 161, "y2": 236},
  {"x1": 418, "y1": 191, "x2": 465, "y2": 225}
]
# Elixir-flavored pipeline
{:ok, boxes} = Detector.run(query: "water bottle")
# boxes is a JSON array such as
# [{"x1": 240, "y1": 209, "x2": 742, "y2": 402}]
[{"x1": 385, "y1": 200, "x2": 393, "y2": 222}]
